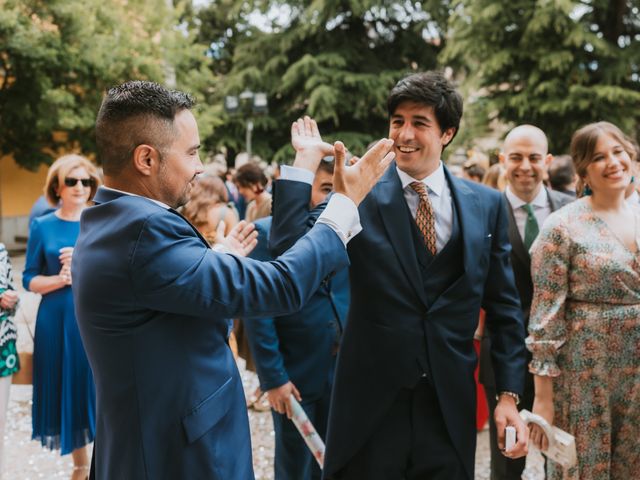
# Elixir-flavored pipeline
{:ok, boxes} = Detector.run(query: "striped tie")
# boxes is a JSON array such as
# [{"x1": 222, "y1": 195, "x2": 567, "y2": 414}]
[{"x1": 410, "y1": 182, "x2": 437, "y2": 255}]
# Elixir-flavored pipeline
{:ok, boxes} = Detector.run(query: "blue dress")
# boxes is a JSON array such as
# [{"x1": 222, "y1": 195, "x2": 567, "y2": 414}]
[{"x1": 23, "y1": 212, "x2": 96, "y2": 455}]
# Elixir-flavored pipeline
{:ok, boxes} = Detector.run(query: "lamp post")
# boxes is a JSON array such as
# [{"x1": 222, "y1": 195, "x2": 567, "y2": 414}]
[{"x1": 224, "y1": 90, "x2": 268, "y2": 157}]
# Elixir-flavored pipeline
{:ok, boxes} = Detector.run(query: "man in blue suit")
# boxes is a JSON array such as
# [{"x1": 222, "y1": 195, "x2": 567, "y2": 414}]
[
  {"x1": 244, "y1": 158, "x2": 346, "y2": 480},
  {"x1": 270, "y1": 72, "x2": 529, "y2": 480},
  {"x1": 71, "y1": 81, "x2": 395, "y2": 480}
]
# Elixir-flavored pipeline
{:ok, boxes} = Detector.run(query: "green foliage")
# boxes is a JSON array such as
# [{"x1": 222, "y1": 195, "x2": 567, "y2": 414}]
[
  {"x1": 443, "y1": 0, "x2": 640, "y2": 153},
  {"x1": 0, "y1": 0, "x2": 216, "y2": 169},
  {"x1": 197, "y1": 0, "x2": 450, "y2": 164}
]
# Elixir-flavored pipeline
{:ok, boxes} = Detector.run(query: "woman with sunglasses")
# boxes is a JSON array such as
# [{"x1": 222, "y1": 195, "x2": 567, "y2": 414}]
[{"x1": 23, "y1": 154, "x2": 100, "y2": 480}]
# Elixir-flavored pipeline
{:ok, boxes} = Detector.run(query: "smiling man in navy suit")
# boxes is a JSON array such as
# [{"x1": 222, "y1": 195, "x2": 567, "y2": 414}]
[
  {"x1": 270, "y1": 72, "x2": 529, "y2": 480},
  {"x1": 71, "y1": 81, "x2": 395, "y2": 480}
]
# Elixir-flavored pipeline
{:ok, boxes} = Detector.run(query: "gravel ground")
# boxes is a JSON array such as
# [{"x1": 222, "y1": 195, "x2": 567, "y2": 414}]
[{"x1": 4, "y1": 253, "x2": 544, "y2": 479}]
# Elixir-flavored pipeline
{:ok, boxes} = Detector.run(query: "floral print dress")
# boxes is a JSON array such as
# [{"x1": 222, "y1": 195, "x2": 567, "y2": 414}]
[
  {"x1": 527, "y1": 199, "x2": 640, "y2": 480},
  {"x1": 0, "y1": 243, "x2": 19, "y2": 377}
]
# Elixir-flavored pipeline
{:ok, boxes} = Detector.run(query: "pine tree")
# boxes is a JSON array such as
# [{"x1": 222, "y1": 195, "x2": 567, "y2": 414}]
[
  {"x1": 443, "y1": 0, "x2": 640, "y2": 152},
  {"x1": 0, "y1": 0, "x2": 216, "y2": 169},
  {"x1": 198, "y1": 0, "x2": 451, "y2": 164}
]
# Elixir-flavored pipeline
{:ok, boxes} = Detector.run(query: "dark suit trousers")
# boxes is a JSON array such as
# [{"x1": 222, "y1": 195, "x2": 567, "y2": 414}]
[
  {"x1": 333, "y1": 378, "x2": 467, "y2": 480},
  {"x1": 272, "y1": 357, "x2": 335, "y2": 480}
]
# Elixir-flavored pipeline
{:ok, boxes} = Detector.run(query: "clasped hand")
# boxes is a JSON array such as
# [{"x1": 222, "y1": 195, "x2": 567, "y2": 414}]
[
  {"x1": 0, "y1": 289, "x2": 18, "y2": 310},
  {"x1": 59, "y1": 247, "x2": 74, "y2": 285}
]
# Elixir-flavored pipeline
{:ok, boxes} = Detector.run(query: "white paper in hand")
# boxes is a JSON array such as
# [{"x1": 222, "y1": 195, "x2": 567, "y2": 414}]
[
  {"x1": 289, "y1": 395, "x2": 325, "y2": 468},
  {"x1": 519, "y1": 409, "x2": 577, "y2": 469}
]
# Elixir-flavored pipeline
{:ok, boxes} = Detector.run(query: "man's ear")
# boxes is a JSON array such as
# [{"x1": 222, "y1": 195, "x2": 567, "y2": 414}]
[
  {"x1": 132, "y1": 144, "x2": 160, "y2": 176},
  {"x1": 498, "y1": 151, "x2": 506, "y2": 165},
  {"x1": 544, "y1": 153, "x2": 553, "y2": 168},
  {"x1": 441, "y1": 127, "x2": 456, "y2": 147}
]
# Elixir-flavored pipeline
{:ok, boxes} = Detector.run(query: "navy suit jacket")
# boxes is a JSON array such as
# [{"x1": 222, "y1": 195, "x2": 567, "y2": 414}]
[
  {"x1": 244, "y1": 216, "x2": 349, "y2": 400},
  {"x1": 72, "y1": 188, "x2": 349, "y2": 480},
  {"x1": 270, "y1": 165, "x2": 525, "y2": 479}
]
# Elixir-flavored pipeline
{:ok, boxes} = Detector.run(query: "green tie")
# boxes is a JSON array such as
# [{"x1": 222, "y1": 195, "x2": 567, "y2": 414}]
[{"x1": 523, "y1": 204, "x2": 539, "y2": 250}]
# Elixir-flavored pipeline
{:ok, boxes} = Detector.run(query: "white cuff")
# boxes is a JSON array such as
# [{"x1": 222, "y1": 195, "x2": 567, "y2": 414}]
[
  {"x1": 317, "y1": 193, "x2": 362, "y2": 245},
  {"x1": 279, "y1": 165, "x2": 314, "y2": 185}
]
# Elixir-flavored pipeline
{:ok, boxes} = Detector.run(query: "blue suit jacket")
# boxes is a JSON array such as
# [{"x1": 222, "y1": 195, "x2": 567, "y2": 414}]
[
  {"x1": 244, "y1": 216, "x2": 349, "y2": 401},
  {"x1": 270, "y1": 165, "x2": 525, "y2": 479},
  {"x1": 72, "y1": 188, "x2": 349, "y2": 480}
]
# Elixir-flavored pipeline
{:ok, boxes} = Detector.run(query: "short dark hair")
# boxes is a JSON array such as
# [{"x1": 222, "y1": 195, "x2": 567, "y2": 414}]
[
  {"x1": 317, "y1": 159, "x2": 335, "y2": 176},
  {"x1": 96, "y1": 81, "x2": 195, "y2": 176},
  {"x1": 234, "y1": 163, "x2": 268, "y2": 188},
  {"x1": 387, "y1": 71, "x2": 463, "y2": 147},
  {"x1": 547, "y1": 154, "x2": 576, "y2": 191}
]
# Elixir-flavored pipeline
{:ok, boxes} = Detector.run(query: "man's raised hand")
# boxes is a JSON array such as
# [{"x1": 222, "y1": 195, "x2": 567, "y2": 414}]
[
  {"x1": 332, "y1": 139, "x2": 395, "y2": 206},
  {"x1": 291, "y1": 116, "x2": 334, "y2": 173},
  {"x1": 217, "y1": 220, "x2": 258, "y2": 257}
]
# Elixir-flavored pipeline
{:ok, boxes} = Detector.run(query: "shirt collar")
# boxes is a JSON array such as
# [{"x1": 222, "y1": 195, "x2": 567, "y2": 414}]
[
  {"x1": 627, "y1": 189, "x2": 640, "y2": 205},
  {"x1": 396, "y1": 161, "x2": 446, "y2": 197},
  {"x1": 505, "y1": 185, "x2": 548, "y2": 210},
  {"x1": 101, "y1": 186, "x2": 171, "y2": 210}
]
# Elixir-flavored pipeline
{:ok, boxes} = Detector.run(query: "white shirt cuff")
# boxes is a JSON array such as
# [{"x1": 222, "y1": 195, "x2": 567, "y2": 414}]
[
  {"x1": 279, "y1": 165, "x2": 314, "y2": 185},
  {"x1": 317, "y1": 193, "x2": 362, "y2": 245}
]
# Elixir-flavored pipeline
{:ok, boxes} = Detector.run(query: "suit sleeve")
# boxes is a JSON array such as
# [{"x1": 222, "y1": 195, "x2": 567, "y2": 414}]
[
  {"x1": 129, "y1": 210, "x2": 349, "y2": 321},
  {"x1": 269, "y1": 179, "x2": 326, "y2": 256},
  {"x1": 481, "y1": 194, "x2": 527, "y2": 395}
]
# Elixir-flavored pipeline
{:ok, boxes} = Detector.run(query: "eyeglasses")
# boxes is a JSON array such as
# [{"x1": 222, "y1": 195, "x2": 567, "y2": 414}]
[{"x1": 64, "y1": 177, "x2": 93, "y2": 187}]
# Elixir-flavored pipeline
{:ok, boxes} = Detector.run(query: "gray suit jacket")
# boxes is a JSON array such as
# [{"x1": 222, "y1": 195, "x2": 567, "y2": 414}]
[{"x1": 480, "y1": 188, "x2": 574, "y2": 391}]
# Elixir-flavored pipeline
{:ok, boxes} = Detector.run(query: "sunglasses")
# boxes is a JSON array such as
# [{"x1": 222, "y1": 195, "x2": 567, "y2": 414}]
[{"x1": 64, "y1": 177, "x2": 93, "y2": 187}]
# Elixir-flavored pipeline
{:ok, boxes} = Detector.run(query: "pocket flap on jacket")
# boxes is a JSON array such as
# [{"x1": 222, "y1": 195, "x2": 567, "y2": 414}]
[{"x1": 182, "y1": 376, "x2": 234, "y2": 444}]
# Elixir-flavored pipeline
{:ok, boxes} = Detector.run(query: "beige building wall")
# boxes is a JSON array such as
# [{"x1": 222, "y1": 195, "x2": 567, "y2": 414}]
[
  {"x1": 1, "y1": 154, "x2": 48, "y2": 216},
  {"x1": 0, "y1": 155, "x2": 49, "y2": 249}
]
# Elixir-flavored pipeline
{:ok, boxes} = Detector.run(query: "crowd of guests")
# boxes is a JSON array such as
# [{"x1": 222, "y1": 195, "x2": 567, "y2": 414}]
[{"x1": 0, "y1": 71, "x2": 637, "y2": 480}]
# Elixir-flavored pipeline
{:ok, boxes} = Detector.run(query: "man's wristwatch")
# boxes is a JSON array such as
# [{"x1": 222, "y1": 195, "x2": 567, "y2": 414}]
[{"x1": 496, "y1": 391, "x2": 520, "y2": 405}]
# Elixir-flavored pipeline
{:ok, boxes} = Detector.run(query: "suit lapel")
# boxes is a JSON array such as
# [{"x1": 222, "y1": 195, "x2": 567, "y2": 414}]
[
  {"x1": 375, "y1": 166, "x2": 430, "y2": 309},
  {"x1": 446, "y1": 171, "x2": 480, "y2": 276},
  {"x1": 547, "y1": 188, "x2": 564, "y2": 212}
]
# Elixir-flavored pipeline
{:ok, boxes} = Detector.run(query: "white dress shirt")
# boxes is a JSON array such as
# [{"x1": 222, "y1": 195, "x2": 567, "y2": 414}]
[
  {"x1": 396, "y1": 162, "x2": 453, "y2": 253},
  {"x1": 505, "y1": 186, "x2": 552, "y2": 242},
  {"x1": 273, "y1": 165, "x2": 362, "y2": 245}
]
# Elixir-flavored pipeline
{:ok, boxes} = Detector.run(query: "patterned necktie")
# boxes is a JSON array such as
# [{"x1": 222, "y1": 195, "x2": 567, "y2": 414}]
[
  {"x1": 410, "y1": 182, "x2": 437, "y2": 255},
  {"x1": 522, "y1": 203, "x2": 539, "y2": 250}
]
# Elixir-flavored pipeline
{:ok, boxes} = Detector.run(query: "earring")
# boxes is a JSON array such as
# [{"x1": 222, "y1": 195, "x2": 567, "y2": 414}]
[
  {"x1": 583, "y1": 184, "x2": 592, "y2": 196},
  {"x1": 631, "y1": 176, "x2": 635, "y2": 184}
]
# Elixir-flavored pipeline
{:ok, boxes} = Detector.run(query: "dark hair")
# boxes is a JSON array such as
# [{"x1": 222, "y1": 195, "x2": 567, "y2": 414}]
[
  {"x1": 387, "y1": 71, "x2": 463, "y2": 147},
  {"x1": 317, "y1": 159, "x2": 335, "y2": 176},
  {"x1": 570, "y1": 121, "x2": 637, "y2": 195},
  {"x1": 234, "y1": 163, "x2": 268, "y2": 188},
  {"x1": 95, "y1": 81, "x2": 195, "y2": 176},
  {"x1": 547, "y1": 154, "x2": 576, "y2": 191},
  {"x1": 463, "y1": 163, "x2": 485, "y2": 182}
]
